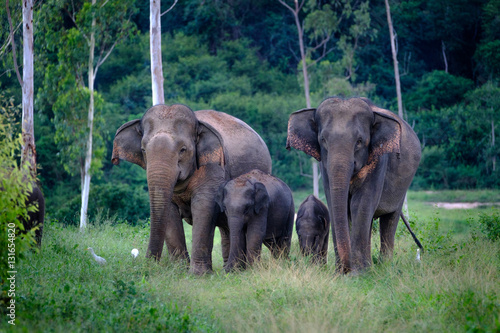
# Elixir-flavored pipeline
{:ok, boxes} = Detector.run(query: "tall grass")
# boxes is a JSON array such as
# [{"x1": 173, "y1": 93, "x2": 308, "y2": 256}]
[{"x1": 3, "y1": 191, "x2": 500, "y2": 332}]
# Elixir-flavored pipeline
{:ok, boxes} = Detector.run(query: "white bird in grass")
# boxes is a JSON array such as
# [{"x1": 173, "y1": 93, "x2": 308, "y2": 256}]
[
  {"x1": 86, "y1": 247, "x2": 107, "y2": 265},
  {"x1": 131, "y1": 248, "x2": 139, "y2": 258},
  {"x1": 416, "y1": 249, "x2": 421, "y2": 262}
]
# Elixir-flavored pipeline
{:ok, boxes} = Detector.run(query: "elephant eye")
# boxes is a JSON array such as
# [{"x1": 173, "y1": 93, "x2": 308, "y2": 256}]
[{"x1": 179, "y1": 147, "x2": 187, "y2": 155}]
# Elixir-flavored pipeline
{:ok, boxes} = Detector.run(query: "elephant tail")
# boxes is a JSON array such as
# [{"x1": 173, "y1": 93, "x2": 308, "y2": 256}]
[{"x1": 400, "y1": 213, "x2": 424, "y2": 251}]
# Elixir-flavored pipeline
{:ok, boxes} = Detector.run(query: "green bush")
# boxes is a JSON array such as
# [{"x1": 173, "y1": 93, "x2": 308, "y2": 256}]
[
  {"x1": 51, "y1": 183, "x2": 150, "y2": 226},
  {"x1": 0, "y1": 102, "x2": 39, "y2": 307},
  {"x1": 406, "y1": 70, "x2": 474, "y2": 111},
  {"x1": 477, "y1": 209, "x2": 500, "y2": 242}
]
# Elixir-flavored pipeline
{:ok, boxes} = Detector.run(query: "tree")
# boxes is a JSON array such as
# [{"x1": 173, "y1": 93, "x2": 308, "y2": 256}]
[
  {"x1": 150, "y1": 0, "x2": 177, "y2": 105},
  {"x1": 384, "y1": 0, "x2": 403, "y2": 119},
  {"x1": 279, "y1": 0, "x2": 373, "y2": 196},
  {"x1": 384, "y1": 0, "x2": 408, "y2": 216},
  {"x1": 465, "y1": 82, "x2": 500, "y2": 173},
  {"x1": 39, "y1": 0, "x2": 137, "y2": 230},
  {"x1": 278, "y1": 0, "x2": 335, "y2": 197},
  {"x1": 6, "y1": 0, "x2": 36, "y2": 176}
]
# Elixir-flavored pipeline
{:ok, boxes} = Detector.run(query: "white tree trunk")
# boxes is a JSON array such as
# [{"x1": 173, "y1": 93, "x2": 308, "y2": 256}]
[
  {"x1": 385, "y1": 0, "x2": 409, "y2": 218},
  {"x1": 385, "y1": 0, "x2": 403, "y2": 120},
  {"x1": 22, "y1": 0, "x2": 36, "y2": 177},
  {"x1": 80, "y1": 0, "x2": 96, "y2": 231},
  {"x1": 286, "y1": 0, "x2": 319, "y2": 197},
  {"x1": 492, "y1": 118, "x2": 496, "y2": 172},
  {"x1": 150, "y1": 0, "x2": 164, "y2": 105}
]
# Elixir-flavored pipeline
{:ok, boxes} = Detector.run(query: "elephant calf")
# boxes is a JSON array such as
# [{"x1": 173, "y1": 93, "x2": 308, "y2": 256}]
[
  {"x1": 296, "y1": 195, "x2": 330, "y2": 264},
  {"x1": 216, "y1": 169, "x2": 294, "y2": 272}
]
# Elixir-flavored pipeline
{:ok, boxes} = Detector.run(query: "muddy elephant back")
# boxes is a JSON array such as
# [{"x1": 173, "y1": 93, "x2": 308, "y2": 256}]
[{"x1": 195, "y1": 110, "x2": 272, "y2": 177}]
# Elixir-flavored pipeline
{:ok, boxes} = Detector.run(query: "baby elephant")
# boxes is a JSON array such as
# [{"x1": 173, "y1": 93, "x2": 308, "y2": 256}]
[
  {"x1": 216, "y1": 169, "x2": 294, "y2": 272},
  {"x1": 296, "y1": 195, "x2": 330, "y2": 264}
]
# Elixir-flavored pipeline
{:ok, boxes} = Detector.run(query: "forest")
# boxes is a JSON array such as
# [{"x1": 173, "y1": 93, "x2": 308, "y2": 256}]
[{"x1": 1, "y1": 0, "x2": 499, "y2": 226}]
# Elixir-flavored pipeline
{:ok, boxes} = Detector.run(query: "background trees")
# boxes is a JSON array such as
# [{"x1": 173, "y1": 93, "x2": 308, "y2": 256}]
[{"x1": 0, "y1": 0, "x2": 498, "y2": 225}]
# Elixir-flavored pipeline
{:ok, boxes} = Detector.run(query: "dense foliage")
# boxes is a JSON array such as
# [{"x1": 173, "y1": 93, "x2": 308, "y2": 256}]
[
  {"x1": 1, "y1": 0, "x2": 499, "y2": 224},
  {"x1": 0, "y1": 97, "x2": 40, "y2": 306}
]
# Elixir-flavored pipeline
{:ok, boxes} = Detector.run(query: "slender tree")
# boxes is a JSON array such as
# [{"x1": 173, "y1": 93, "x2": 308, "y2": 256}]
[
  {"x1": 278, "y1": 0, "x2": 336, "y2": 197},
  {"x1": 150, "y1": 0, "x2": 177, "y2": 106},
  {"x1": 39, "y1": 0, "x2": 136, "y2": 230},
  {"x1": 384, "y1": 0, "x2": 403, "y2": 119},
  {"x1": 79, "y1": 0, "x2": 97, "y2": 230},
  {"x1": 279, "y1": 0, "x2": 372, "y2": 196},
  {"x1": 385, "y1": 0, "x2": 409, "y2": 217},
  {"x1": 6, "y1": 0, "x2": 36, "y2": 177}
]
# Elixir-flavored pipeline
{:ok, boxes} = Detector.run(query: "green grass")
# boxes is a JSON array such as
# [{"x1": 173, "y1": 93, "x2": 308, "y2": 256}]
[
  {"x1": 407, "y1": 189, "x2": 500, "y2": 203},
  {"x1": 2, "y1": 191, "x2": 500, "y2": 332}
]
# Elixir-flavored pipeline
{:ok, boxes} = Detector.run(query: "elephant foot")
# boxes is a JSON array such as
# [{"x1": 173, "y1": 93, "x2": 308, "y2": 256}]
[{"x1": 189, "y1": 262, "x2": 213, "y2": 275}]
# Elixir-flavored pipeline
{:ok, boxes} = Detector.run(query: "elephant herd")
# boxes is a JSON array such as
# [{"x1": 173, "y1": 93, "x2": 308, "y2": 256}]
[{"x1": 110, "y1": 96, "x2": 422, "y2": 275}]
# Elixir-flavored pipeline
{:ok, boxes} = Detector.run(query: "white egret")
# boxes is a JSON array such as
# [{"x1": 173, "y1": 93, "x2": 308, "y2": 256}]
[
  {"x1": 86, "y1": 247, "x2": 107, "y2": 265},
  {"x1": 131, "y1": 248, "x2": 139, "y2": 258}
]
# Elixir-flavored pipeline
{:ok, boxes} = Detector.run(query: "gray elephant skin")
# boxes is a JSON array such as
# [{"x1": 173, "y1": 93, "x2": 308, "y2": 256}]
[
  {"x1": 26, "y1": 183, "x2": 45, "y2": 246},
  {"x1": 296, "y1": 194, "x2": 330, "y2": 265},
  {"x1": 216, "y1": 169, "x2": 294, "y2": 272},
  {"x1": 287, "y1": 97, "x2": 421, "y2": 273},
  {"x1": 112, "y1": 104, "x2": 272, "y2": 274}
]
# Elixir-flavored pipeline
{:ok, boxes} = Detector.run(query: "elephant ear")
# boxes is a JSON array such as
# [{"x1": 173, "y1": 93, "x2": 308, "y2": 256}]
[
  {"x1": 196, "y1": 121, "x2": 225, "y2": 170},
  {"x1": 253, "y1": 182, "x2": 269, "y2": 215},
  {"x1": 112, "y1": 119, "x2": 146, "y2": 169},
  {"x1": 365, "y1": 100, "x2": 402, "y2": 161},
  {"x1": 319, "y1": 215, "x2": 329, "y2": 231},
  {"x1": 286, "y1": 108, "x2": 321, "y2": 162}
]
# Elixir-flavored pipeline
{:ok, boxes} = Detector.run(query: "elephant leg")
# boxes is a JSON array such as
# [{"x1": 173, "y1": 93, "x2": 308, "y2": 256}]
[
  {"x1": 321, "y1": 166, "x2": 341, "y2": 269},
  {"x1": 350, "y1": 186, "x2": 383, "y2": 271},
  {"x1": 219, "y1": 224, "x2": 230, "y2": 267},
  {"x1": 164, "y1": 201, "x2": 190, "y2": 262},
  {"x1": 189, "y1": 194, "x2": 218, "y2": 274},
  {"x1": 379, "y1": 210, "x2": 401, "y2": 260},
  {"x1": 319, "y1": 232, "x2": 329, "y2": 265},
  {"x1": 349, "y1": 204, "x2": 375, "y2": 271},
  {"x1": 278, "y1": 204, "x2": 295, "y2": 258},
  {"x1": 267, "y1": 237, "x2": 289, "y2": 259}
]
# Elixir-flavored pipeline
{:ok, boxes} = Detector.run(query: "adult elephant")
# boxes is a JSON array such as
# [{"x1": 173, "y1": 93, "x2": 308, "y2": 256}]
[
  {"x1": 286, "y1": 97, "x2": 421, "y2": 274},
  {"x1": 112, "y1": 104, "x2": 272, "y2": 274}
]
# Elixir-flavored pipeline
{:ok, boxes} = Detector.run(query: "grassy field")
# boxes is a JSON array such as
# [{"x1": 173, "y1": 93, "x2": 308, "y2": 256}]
[{"x1": 2, "y1": 190, "x2": 499, "y2": 332}]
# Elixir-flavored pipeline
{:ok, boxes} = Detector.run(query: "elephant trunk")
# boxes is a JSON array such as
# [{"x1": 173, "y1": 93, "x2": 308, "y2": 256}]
[
  {"x1": 328, "y1": 159, "x2": 354, "y2": 274},
  {"x1": 145, "y1": 135, "x2": 180, "y2": 260},
  {"x1": 226, "y1": 215, "x2": 247, "y2": 272},
  {"x1": 300, "y1": 236, "x2": 317, "y2": 256}
]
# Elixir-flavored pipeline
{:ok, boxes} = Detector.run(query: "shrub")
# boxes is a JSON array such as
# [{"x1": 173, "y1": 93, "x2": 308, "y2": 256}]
[
  {"x1": 0, "y1": 103, "x2": 39, "y2": 307},
  {"x1": 51, "y1": 183, "x2": 150, "y2": 226},
  {"x1": 477, "y1": 209, "x2": 500, "y2": 242}
]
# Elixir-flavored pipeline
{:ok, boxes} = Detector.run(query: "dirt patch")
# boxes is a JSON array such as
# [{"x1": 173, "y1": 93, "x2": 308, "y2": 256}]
[{"x1": 429, "y1": 202, "x2": 500, "y2": 209}]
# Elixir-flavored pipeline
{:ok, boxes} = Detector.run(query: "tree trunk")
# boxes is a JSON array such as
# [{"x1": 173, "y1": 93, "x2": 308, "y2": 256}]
[
  {"x1": 287, "y1": 0, "x2": 319, "y2": 197},
  {"x1": 492, "y1": 117, "x2": 496, "y2": 172},
  {"x1": 442, "y1": 41, "x2": 448, "y2": 73},
  {"x1": 80, "y1": 0, "x2": 96, "y2": 231},
  {"x1": 21, "y1": 0, "x2": 36, "y2": 177},
  {"x1": 385, "y1": 0, "x2": 403, "y2": 119},
  {"x1": 385, "y1": 0, "x2": 409, "y2": 218},
  {"x1": 150, "y1": 0, "x2": 164, "y2": 105}
]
